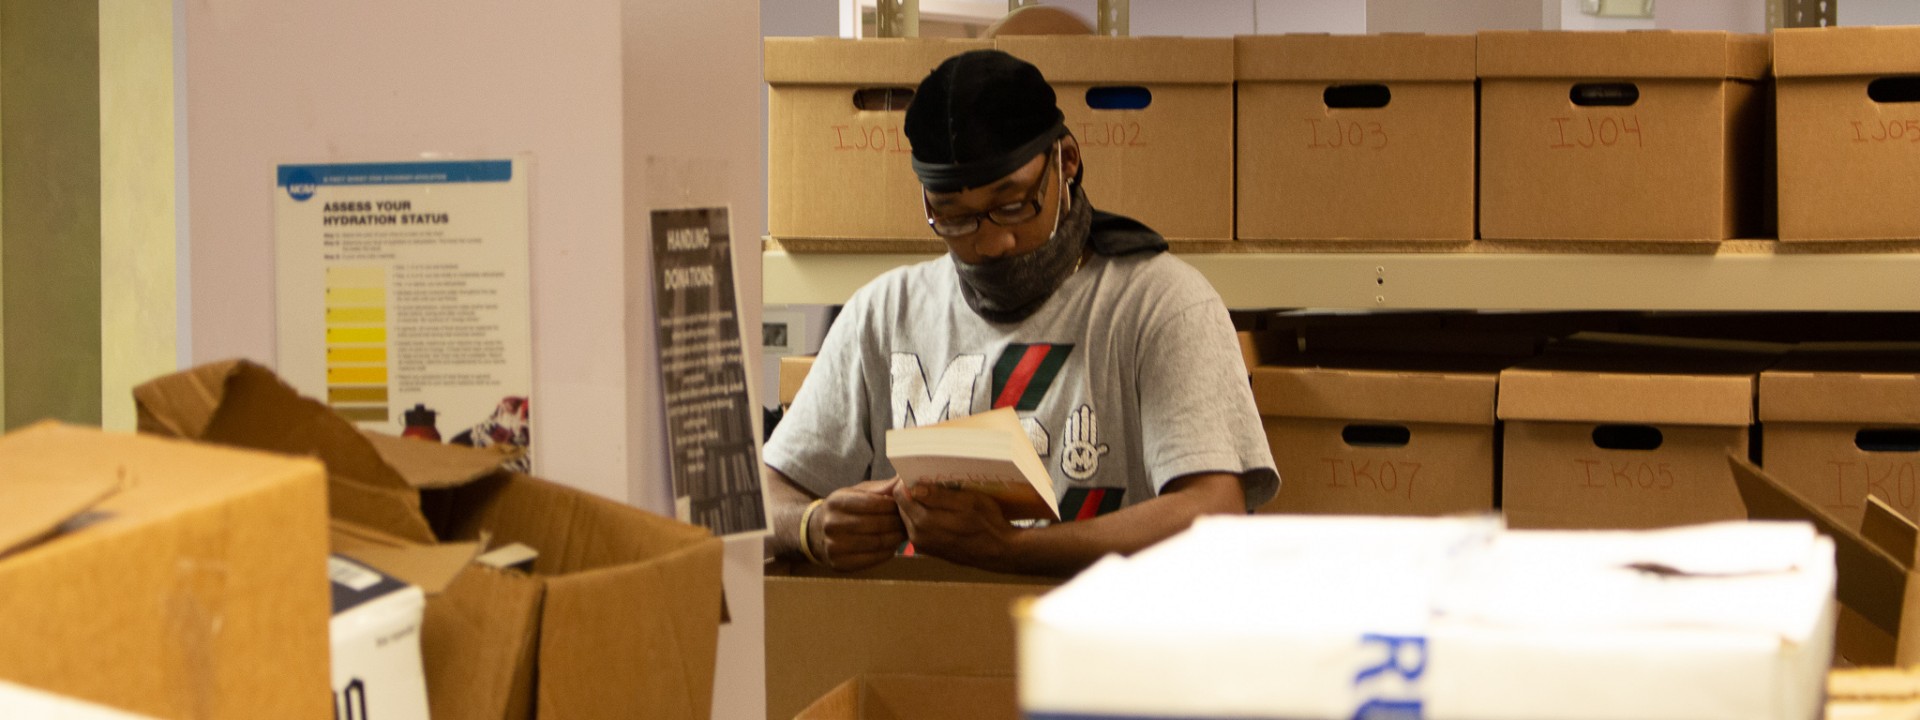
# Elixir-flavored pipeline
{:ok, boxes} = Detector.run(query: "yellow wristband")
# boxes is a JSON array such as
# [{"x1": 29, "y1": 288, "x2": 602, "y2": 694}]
[{"x1": 797, "y1": 499, "x2": 826, "y2": 566}]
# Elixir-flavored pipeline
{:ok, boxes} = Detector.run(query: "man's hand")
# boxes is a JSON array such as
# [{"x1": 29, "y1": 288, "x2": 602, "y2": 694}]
[
  {"x1": 893, "y1": 482, "x2": 1018, "y2": 573},
  {"x1": 809, "y1": 479, "x2": 908, "y2": 572}
]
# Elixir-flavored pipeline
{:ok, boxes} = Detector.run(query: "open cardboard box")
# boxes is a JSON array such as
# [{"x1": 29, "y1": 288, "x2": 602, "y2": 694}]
[
  {"x1": 0, "y1": 423, "x2": 330, "y2": 718},
  {"x1": 765, "y1": 556, "x2": 1058, "y2": 720},
  {"x1": 1733, "y1": 453, "x2": 1920, "y2": 667},
  {"x1": 794, "y1": 674, "x2": 1017, "y2": 720},
  {"x1": 134, "y1": 360, "x2": 725, "y2": 720}
]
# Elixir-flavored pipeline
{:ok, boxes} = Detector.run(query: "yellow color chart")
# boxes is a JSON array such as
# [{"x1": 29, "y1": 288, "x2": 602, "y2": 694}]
[{"x1": 324, "y1": 265, "x2": 389, "y2": 422}]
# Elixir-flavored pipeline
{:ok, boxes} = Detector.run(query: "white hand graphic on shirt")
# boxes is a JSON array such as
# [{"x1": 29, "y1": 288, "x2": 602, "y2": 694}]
[{"x1": 1061, "y1": 404, "x2": 1109, "y2": 481}]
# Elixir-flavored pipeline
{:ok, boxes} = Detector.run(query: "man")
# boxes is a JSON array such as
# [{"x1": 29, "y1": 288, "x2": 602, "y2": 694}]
[{"x1": 763, "y1": 50, "x2": 1277, "y2": 577}]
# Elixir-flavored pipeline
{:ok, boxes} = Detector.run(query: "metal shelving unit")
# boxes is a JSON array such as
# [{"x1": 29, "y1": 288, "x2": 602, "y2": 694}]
[{"x1": 762, "y1": 239, "x2": 1920, "y2": 311}]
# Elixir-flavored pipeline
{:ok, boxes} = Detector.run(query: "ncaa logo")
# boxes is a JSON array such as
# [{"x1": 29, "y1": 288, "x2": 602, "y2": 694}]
[{"x1": 286, "y1": 168, "x2": 318, "y2": 201}]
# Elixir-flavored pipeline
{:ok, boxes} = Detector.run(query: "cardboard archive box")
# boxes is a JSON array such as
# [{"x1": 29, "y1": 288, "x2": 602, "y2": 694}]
[
  {"x1": 1250, "y1": 355, "x2": 1505, "y2": 517},
  {"x1": 766, "y1": 557, "x2": 1058, "y2": 720},
  {"x1": 0, "y1": 423, "x2": 330, "y2": 719},
  {"x1": 1733, "y1": 455, "x2": 1920, "y2": 667},
  {"x1": 766, "y1": 38, "x2": 989, "y2": 241},
  {"x1": 1760, "y1": 344, "x2": 1920, "y2": 533},
  {"x1": 1498, "y1": 339, "x2": 1778, "y2": 529},
  {"x1": 795, "y1": 675, "x2": 1018, "y2": 720},
  {"x1": 1478, "y1": 31, "x2": 1771, "y2": 241},
  {"x1": 996, "y1": 36, "x2": 1234, "y2": 242},
  {"x1": 779, "y1": 355, "x2": 817, "y2": 409},
  {"x1": 135, "y1": 361, "x2": 725, "y2": 720},
  {"x1": 1775, "y1": 25, "x2": 1920, "y2": 241},
  {"x1": 1020, "y1": 516, "x2": 1834, "y2": 720},
  {"x1": 1235, "y1": 34, "x2": 1477, "y2": 242}
]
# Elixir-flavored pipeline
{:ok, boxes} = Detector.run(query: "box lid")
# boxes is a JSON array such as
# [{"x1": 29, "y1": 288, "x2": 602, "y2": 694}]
[
  {"x1": 0, "y1": 426, "x2": 122, "y2": 557},
  {"x1": 1761, "y1": 344, "x2": 1920, "y2": 424},
  {"x1": 1775, "y1": 25, "x2": 1920, "y2": 78},
  {"x1": 134, "y1": 360, "x2": 512, "y2": 544},
  {"x1": 1251, "y1": 359, "x2": 1500, "y2": 426},
  {"x1": 1236, "y1": 34, "x2": 1476, "y2": 82},
  {"x1": 1497, "y1": 359, "x2": 1759, "y2": 426},
  {"x1": 1477, "y1": 30, "x2": 1768, "y2": 81},
  {"x1": 995, "y1": 36, "x2": 1232, "y2": 84},
  {"x1": 764, "y1": 38, "x2": 992, "y2": 85}
]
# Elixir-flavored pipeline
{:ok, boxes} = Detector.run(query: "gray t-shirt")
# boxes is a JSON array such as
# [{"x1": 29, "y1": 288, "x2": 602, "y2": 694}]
[{"x1": 765, "y1": 250, "x2": 1280, "y2": 519}]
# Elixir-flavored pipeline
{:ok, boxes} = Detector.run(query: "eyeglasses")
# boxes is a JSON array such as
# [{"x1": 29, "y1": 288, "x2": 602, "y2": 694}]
[{"x1": 922, "y1": 149, "x2": 1055, "y2": 239}]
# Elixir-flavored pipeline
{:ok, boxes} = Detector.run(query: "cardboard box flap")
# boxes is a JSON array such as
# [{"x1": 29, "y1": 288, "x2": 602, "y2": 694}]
[
  {"x1": 1730, "y1": 454, "x2": 1910, "y2": 644},
  {"x1": 1251, "y1": 363, "x2": 1497, "y2": 426},
  {"x1": 135, "y1": 360, "x2": 416, "y2": 493},
  {"x1": 1498, "y1": 365, "x2": 1756, "y2": 426},
  {"x1": 426, "y1": 473, "x2": 716, "y2": 575},
  {"x1": 797, "y1": 678, "x2": 861, "y2": 719},
  {"x1": 330, "y1": 520, "x2": 481, "y2": 594},
  {"x1": 764, "y1": 38, "x2": 992, "y2": 86},
  {"x1": 1775, "y1": 25, "x2": 1920, "y2": 78},
  {"x1": 541, "y1": 537, "x2": 724, "y2": 719},
  {"x1": 995, "y1": 36, "x2": 1233, "y2": 84},
  {"x1": 421, "y1": 562, "x2": 543, "y2": 720},
  {"x1": 0, "y1": 425, "x2": 124, "y2": 557},
  {"x1": 362, "y1": 430, "x2": 511, "y2": 489},
  {"x1": 1235, "y1": 34, "x2": 1476, "y2": 82},
  {"x1": 1863, "y1": 496, "x2": 1918, "y2": 571},
  {"x1": 1478, "y1": 30, "x2": 1766, "y2": 81},
  {"x1": 328, "y1": 476, "x2": 437, "y2": 544},
  {"x1": 131, "y1": 359, "x2": 234, "y2": 439}
]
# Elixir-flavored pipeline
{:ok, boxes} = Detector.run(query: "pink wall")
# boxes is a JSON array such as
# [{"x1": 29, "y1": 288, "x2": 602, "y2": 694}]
[{"x1": 182, "y1": 0, "x2": 630, "y2": 500}]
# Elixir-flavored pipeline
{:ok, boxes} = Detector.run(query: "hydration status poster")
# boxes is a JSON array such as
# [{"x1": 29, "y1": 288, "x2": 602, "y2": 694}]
[{"x1": 276, "y1": 158, "x2": 534, "y2": 470}]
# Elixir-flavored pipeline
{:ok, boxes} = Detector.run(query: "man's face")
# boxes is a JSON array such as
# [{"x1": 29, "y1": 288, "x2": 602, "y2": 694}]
[{"x1": 923, "y1": 147, "x2": 1062, "y2": 265}]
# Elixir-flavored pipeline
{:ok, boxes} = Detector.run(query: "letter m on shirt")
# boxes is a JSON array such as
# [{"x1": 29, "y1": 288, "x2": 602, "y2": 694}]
[{"x1": 891, "y1": 353, "x2": 984, "y2": 428}]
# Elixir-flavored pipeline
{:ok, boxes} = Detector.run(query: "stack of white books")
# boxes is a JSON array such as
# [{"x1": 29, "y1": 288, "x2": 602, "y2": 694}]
[{"x1": 1020, "y1": 516, "x2": 1836, "y2": 720}]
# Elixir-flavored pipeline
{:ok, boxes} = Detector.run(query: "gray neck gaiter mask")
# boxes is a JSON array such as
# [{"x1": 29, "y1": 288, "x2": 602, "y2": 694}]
[{"x1": 953, "y1": 181, "x2": 1092, "y2": 324}]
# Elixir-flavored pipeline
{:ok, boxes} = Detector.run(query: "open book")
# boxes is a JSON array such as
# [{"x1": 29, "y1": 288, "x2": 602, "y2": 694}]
[{"x1": 886, "y1": 408, "x2": 1060, "y2": 521}]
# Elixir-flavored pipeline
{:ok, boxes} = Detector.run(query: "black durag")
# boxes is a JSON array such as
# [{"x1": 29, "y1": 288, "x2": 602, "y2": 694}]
[{"x1": 905, "y1": 50, "x2": 1166, "y2": 323}]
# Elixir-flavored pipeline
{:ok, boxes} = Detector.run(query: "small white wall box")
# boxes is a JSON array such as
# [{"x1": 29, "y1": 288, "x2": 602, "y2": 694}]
[{"x1": 329, "y1": 555, "x2": 429, "y2": 720}]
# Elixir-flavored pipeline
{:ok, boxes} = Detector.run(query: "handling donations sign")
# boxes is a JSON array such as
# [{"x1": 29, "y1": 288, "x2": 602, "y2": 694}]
[
  {"x1": 651, "y1": 207, "x2": 768, "y2": 537},
  {"x1": 275, "y1": 158, "x2": 534, "y2": 471}
]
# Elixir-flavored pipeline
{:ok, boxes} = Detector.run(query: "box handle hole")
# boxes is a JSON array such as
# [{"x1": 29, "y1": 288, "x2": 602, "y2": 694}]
[
  {"x1": 1869, "y1": 76, "x2": 1920, "y2": 104},
  {"x1": 1857, "y1": 429, "x2": 1920, "y2": 453},
  {"x1": 1086, "y1": 86, "x2": 1152, "y2": 110},
  {"x1": 1570, "y1": 83, "x2": 1640, "y2": 107},
  {"x1": 1342, "y1": 424, "x2": 1411, "y2": 448},
  {"x1": 1592, "y1": 424, "x2": 1663, "y2": 451},
  {"x1": 1324, "y1": 84, "x2": 1391, "y2": 109},
  {"x1": 851, "y1": 87, "x2": 914, "y2": 111}
]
